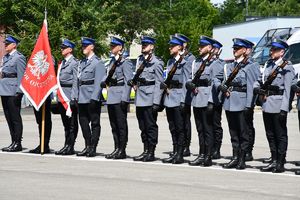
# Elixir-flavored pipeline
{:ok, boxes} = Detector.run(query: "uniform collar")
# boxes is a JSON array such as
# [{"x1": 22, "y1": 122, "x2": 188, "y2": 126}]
[
  {"x1": 64, "y1": 54, "x2": 73, "y2": 62},
  {"x1": 9, "y1": 49, "x2": 17, "y2": 56},
  {"x1": 87, "y1": 52, "x2": 95, "y2": 60}
]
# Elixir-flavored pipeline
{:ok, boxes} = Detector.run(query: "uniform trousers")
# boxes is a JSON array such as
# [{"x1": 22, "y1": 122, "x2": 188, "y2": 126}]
[
  {"x1": 263, "y1": 112, "x2": 288, "y2": 155},
  {"x1": 193, "y1": 107, "x2": 214, "y2": 154},
  {"x1": 136, "y1": 106, "x2": 158, "y2": 146},
  {"x1": 244, "y1": 108, "x2": 255, "y2": 152},
  {"x1": 225, "y1": 111, "x2": 249, "y2": 152},
  {"x1": 213, "y1": 104, "x2": 223, "y2": 147},
  {"x1": 107, "y1": 103, "x2": 128, "y2": 148},
  {"x1": 298, "y1": 111, "x2": 300, "y2": 132},
  {"x1": 1, "y1": 96, "x2": 23, "y2": 143},
  {"x1": 78, "y1": 102, "x2": 101, "y2": 147},
  {"x1": 166, "y1": 106, "x2": 185, "y2": 147},
  {"x1": 58, "y1": 102, "x2": 78, "y2": 146},
  {"x1": 182, "y1": 105, "x2": 192, "y2": 147}
]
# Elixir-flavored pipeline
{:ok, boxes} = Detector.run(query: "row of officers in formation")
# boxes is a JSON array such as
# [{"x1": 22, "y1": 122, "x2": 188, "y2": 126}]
[{"x1": 1, "y1": 33, "x2": 300, "y2": 175}]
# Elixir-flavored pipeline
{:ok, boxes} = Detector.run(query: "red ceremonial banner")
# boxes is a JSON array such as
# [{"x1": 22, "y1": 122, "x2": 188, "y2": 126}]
[
  {"x1": 20, "y1": 20, "x2": 57, "y2": 111},
  {"x1": 56, "y1": 61, "x2": 72, "y2": 117}
]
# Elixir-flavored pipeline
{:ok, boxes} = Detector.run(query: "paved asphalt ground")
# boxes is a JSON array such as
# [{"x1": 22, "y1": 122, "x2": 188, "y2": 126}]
[{"x1": 0, "y1": 107, "x2": 300, "y2": 200}]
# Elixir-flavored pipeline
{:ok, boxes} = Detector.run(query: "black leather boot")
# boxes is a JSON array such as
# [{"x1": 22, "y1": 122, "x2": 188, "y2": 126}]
[
  {"x1": 143, "y1": 144, "x2": 156, "y2": 162},
  {"x1": 183, "y1": 146, "x2": 191, "y2": 157},
  {"x1": 236, "y1": 150, "x2": 246, "y2": 170},
  {"x1": 261, "y1": 151, "x2": 277, "y2": 172},
  {"x1": 295, "y1": 170, "x2": 300, "y2": 175},
  {"x1": 55, "y1": 145, "x2": 68, "y2": 155},
  {"x1": 29, "y1": 145, "x2": 50, "y2": 154},
  {"x1": 169, "y1": 144, "x2": 177, "y2": 156},
  {"x1": 295, "y1": 161, "x2": 300, "y2": 166},
  {"x1": 61, "y1": 145, "x2": 75, "y2": 155},
  {"x1": 272, "y1": 153, "x2": 285, "y2": 173},
  {"x1": 212, "y1": 144, "x2": 221, "y2": 160},
  {"x1": 172, "y1": 146, "x2": 184, "y2": 164},
  {"x1": 2, "y1": 142, "x2": 16, "y2": 152},
  {"x1": 223, "y1": 149, "x2": 239, "y2": 169},
  {"x1": 86, "y1": 146, "x2": 97, "y2": 157},
  {"x1": 202, "y1": 146, "x2": 213, "y2": 167},
  {"x1": 162, "y1": 153, "x2": 177, "y2": 163},
  {"x1": 262, "y1": 151, "x2": 275, "y2": 163},
  {"x1": 189, "y1": 154, "x2": 205, "y2": 166},
  {"x1": 113, "y1": 143, "x2": 127, "y2": 159},
  {"x1": 245, "y1": 151, "x2": 253, "y2": 162},
  {"x1": 133, "y1": 143, "x2": 148, "y2": 161},
  {"x1": 202, "y1": 155, "x2": 212, "y2": 167},
  {"x1": 7, "y1": 142, "x2": 22, "y2": 152},
  {"x1": 105, "y1": 148, "x2": 119, "y2": 159},
  {"x1": 76, "y1": 146, "x2": 89, "y2": 156},
  {"x1": 189, "y1": 146, "x2": 205, "y2": 166}
]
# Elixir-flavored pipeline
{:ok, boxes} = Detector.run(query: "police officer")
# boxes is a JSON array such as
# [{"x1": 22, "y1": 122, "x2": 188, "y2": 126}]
[
  {"x1": 214, "y1": 38, "x2": 259, "y2": 170},
  {"x1": 55, "y1": 39, "x2": 79, "y2": 155},
  {"x1": 291, "y1": 74, "x2": 300, "y2": 131},
  {"x1": 255, "y1": 39, "x2": 295, "y2": 173},
  {"x1": 211, "y1": 40, "x2": 225, "y2": 160},
  {"x1": 174, "y1": 33, "x2": 195, "y2": 157},
  {"x1": 131, "y1": 36, "x2": 164, "y2": 162},
  {"x1": 75, "y1": 37, "x2": 106, "y2": 157},
  {"x1": 291, "y1": 75, "x2": 300, "y2": 174},
  {"x1": 186, "y1": 36, "x2": 223, "y2": 166},
  {"x1": 0, "y1": 35, "x2": 26, "y2": 152},
  {"x1": 161, "y1": 35, "x2": 190, "y2": 164},
  {"x1": 243, "y1": 42, "x2": 261, "y2": 161},
  {"x1": 101, "y1": 37, "x2": 133, "y2": 160}
]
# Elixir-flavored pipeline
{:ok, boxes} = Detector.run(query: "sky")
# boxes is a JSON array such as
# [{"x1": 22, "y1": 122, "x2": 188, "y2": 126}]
[{"x1": 210, "y1": 0, "x2": 225, "y2": 4}]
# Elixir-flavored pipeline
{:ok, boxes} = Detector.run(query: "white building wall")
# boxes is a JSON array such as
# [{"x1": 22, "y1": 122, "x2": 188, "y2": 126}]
[{"x1": 213, "y1": 17, "x2": 300, "y2": 59}]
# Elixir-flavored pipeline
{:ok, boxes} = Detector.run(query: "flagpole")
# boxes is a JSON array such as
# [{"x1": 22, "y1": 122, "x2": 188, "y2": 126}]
[
  {"x1": 41, "y1": 103, "x2": 46, "y2": 155},
  {"x1": 40, "y1": 7, "x2": 47, "y2": 156}
]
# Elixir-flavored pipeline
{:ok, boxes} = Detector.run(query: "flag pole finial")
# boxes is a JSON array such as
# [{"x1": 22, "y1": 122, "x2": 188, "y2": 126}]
[{"x1": 44, "y1": 8, "x2": 47, "y2": 20}]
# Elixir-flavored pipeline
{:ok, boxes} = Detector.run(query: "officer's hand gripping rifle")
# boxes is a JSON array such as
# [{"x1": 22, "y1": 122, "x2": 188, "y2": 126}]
[
  {"x1": 157, "y1": 50, "x2": 189, "y2": 111},
  {"x1": 224, "y1": 55, "x2": 249, "y2": 88},
  {"x1": 127, "y1": 53, "x2": 152, "y2": 87},
  {"x1": 191, "y1": 49, "x2": 217, "y2": 85},
  {"x1": 102, "y1": 54, "x2": 123, "y2": 87},
  {"x1": 256, "y1": 57, "x2": 289, "y2": 105},
  {"x1": 218, "y1": 54, "x2": 249, "y2": 101},
  {"x1": 162, "y1": 50, "x2": 189, "y2": 90}
]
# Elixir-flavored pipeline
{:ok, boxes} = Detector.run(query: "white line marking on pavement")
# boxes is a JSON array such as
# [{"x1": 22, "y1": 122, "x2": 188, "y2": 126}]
[{"x1": 1, "y1": 151, "x2": 299, "y2": 178}]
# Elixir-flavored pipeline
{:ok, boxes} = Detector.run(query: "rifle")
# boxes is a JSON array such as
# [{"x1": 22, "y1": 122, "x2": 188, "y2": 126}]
[
  {"x1": 191, "y1": 49, "x2": 217, "y2": 85},
  {"x1": 223, "y1": 55, "x2": 249, "y2": 88},
  {"x1": 256, "y1": 58, "x2": 289, "y2": 106},
  {"x1": 127, "y1": 53, "x2": 152, "y2": 86},
  {"x1": 164, "y1": 50, "x2": 189, "y2": 89},
  {"x1": 218, "y1": 55, "x2": 249, "y2": 102},
  {"x1": 103, "y1": 54, "x2": 123, "y2": 87},
  {"x1": 157, "y1": 50, "x2": 189, "y2": 111}
]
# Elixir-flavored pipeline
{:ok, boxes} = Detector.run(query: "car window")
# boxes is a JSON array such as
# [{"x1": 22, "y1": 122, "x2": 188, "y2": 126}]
[{"x1": 285, "y1": 43, "x2": 300, "y2": 65}]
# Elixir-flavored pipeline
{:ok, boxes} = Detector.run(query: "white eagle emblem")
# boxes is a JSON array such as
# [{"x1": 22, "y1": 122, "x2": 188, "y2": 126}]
[{"x1": 28, "y1": 50, "x2": 50, "y2": 79}]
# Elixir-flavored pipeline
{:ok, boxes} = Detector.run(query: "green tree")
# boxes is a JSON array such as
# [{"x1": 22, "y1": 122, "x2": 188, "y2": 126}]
[{"x1": 0, "y1": 0, "x2": 119, "y2": 60}]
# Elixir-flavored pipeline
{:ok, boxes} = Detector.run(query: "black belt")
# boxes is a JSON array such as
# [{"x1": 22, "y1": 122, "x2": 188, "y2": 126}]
[
  {"x1": 79, "y1": 80, "x2": 94, "y2": 86},
  {"x1": 2, "y1": 73, "x2": 17, "y2": 78},
  {"x1": 60, "y1": 83, "x2": 72, "y2": 87},
  {"x1": 267, "y1": 89, "x2": 284, "y2": 96},
  {"x1": 194, "y1": 79, "x2": 211, "y2": 87},
  {"x1": 169, "y1": 83, "x2": 183, "y2": 89},
  {"x1": 138, "y1": 80, "x2": 155, "y2": 86},
  {"x1": 110, "y1": 82, "x2": 125, "y2": 87},
  {"x1": 230, "y1": 86, "x2": 247, "y2": 93},
  {"x1": 168, "y1": 80, "x2": 183, "y2": 89}
]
